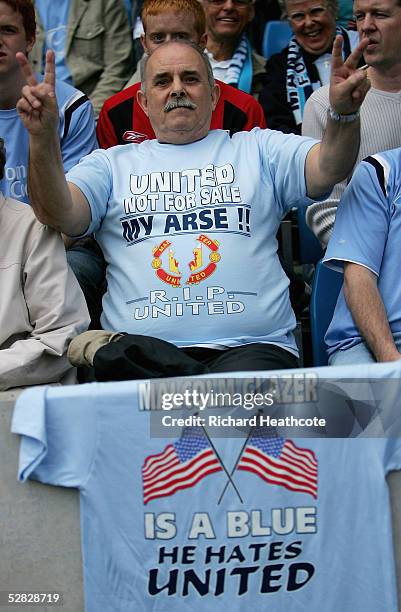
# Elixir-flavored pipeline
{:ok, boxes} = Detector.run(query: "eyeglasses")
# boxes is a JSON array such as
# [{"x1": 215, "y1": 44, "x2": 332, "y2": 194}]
[
  {"x1": 288, "y1": 5, "x2": 328, "y2": 23},
  {"x1": 204, "y1": 0, "x2": 253, "y2": 6}
]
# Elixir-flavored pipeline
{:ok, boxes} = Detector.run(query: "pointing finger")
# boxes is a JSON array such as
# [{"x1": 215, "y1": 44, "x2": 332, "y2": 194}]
[
  {"x1": 330, "y1": 35, "x2": 344, "y2": 71},
  {"x1": 16, "y1": 52, "x2": 38, "y2": 87},
  {"x1": 43, "y1": 49, "x2": 56, "y2": 92}
]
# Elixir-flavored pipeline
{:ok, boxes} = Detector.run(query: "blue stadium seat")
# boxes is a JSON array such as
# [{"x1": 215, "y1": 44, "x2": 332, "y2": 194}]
[
  {"x1": 310, "y1": 260, "x2": 343, "y2": 366},
  {"x1": 262, "y1": 20, "x2": 292, "y2": 59},
  {"x1": 297, "y1": 207, "x2": 324, "y2": 264}
]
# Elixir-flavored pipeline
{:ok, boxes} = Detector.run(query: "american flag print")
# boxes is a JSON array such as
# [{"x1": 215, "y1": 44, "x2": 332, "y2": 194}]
[
  {"x1": 142, "y1": 426, "x2": 223, "y2": 504},
  {"x1": 238, "y1": 430, "x2": 318, "y2": 499}
]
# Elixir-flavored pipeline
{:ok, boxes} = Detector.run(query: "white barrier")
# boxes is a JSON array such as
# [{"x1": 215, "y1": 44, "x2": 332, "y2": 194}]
[{"x1": 0, "y1": 392, "x2": 83, "y2": 612}]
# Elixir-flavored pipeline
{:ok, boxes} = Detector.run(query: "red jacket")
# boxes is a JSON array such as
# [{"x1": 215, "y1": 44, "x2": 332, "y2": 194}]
[{"x1": 97, "y1": 80, "x2": 266, "y2": 148}]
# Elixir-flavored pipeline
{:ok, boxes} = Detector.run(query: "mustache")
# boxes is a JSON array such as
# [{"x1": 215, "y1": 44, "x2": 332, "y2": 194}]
[{"x1": 163, "y1": 97, "x2": 198, "y2": 112}]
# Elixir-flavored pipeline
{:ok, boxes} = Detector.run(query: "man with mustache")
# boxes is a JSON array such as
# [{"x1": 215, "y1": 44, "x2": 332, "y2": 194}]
[
  {"x1": 92, "y1": 0, "x2": 266, "y2": 329},
  {"x1": 16, "y1": 39, "x2": 369, "y2": 378},
  {"x1": 303, "y1": 0, "x2": 401, "y2": 246},
  {"x1": 96, "y1": 0, "x2": 266, "y2": 149}
]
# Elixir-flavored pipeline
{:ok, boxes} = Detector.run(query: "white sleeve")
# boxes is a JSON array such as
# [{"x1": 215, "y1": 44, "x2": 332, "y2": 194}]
[{"x1": 0, "y1": 224, "x2": 90, "y2": 390}]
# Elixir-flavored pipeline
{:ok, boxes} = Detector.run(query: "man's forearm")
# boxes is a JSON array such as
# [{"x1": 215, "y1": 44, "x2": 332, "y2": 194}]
[
  {"x1": 344, "y1": 264, "x2": 401, "y2": 362},
  {"x1": 306, "y1": 113, "x2": 360, "y2": 199},
  {"x1": 28, "y1": 133, "x2": 88, "y2": 236},
  {"x1": 17, "y1": 49, "x2": 91, "y2": 235}
]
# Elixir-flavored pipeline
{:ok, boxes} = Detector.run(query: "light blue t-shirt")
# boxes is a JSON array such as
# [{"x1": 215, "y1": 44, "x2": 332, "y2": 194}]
[
  {"x1": 36, "y1": 0, "x2": 73, "y2": 84},
  {"x1": 0, "y1": 80, "x2": 97, "y2": 204},
  {"x1": 324, "y1": 149, "x2": 401, "y2": 357},
  {"x1": 12, "y1": 381, "x2": 401, "y2": 612},
  {"x1": 66, "y1": 129, "x2": 317, "y2": 354}
]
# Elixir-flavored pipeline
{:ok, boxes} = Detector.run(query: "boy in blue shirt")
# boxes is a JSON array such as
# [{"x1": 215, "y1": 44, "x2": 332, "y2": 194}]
[{"x1": 0, "y1": 0, "x2": 96, "y2": 203}]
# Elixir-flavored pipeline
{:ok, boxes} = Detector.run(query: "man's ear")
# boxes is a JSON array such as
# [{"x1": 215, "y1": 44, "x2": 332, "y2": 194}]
[
  {"x1": 199, "y1": 32, "x2": 208, "y2": 49},
  {"x1": 140, "y1": 33, "x2": 147, "y2": 52},
  {"x1": 26, "y1": 35, "x2": 35, "y2": 56},
  {"x1": 211, "y1": 83, "x2": 220, "y2": 111},
  {"x1": 137, "y1": 88, "x2": 149, "y2": 116}
]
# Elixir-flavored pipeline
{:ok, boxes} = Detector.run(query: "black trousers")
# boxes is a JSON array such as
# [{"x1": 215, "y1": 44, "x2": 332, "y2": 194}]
[{"x1": 92, "y1": 335, "x2": 299, "y2": 382}]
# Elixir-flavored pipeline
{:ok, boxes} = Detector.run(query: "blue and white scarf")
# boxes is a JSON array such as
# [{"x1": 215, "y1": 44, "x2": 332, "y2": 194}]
[
  {"x1": 286, "y1": 26, "x2": 352, "y2": 125},
  {"x1": 225, "y1": 33, "x2": 253, "y2": 94}
]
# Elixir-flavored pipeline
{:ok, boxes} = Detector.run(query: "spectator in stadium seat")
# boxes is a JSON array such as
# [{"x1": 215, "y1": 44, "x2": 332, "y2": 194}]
[
  {"x1": 0, "y1": 137, "x2": 89, "y2": 390},
  {"x1": 91, "y1": 0, "x2": 265, "y2": 329},
  {"x1": 17, "y1": 38, "x2": 369, "y2": 378},
  {"x1": 259, "y1": 0, "x2": 359, "y2": 134},
  {"x1": 303, "y1": 0, "x2": 401, "y2": 246},
  {"x1": 324, "y1": 149, "x2": 401, "y2": 364},
  {"x1": 30, "y1": 0, "x2": 133, "y2": 117},
  {"x1": 0, "y1": 0, "x2": 97, "y2": 204},
  {"x1": 97, "y1": 0, "x2": 266, "y2": 149},
  {"x1": 200, "y1": 0, "x2": 266, "y2": 95}
]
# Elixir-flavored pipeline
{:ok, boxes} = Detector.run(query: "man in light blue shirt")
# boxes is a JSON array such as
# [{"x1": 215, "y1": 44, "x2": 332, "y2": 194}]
[
  {"x1": 16, "y1": 37, "x2": 370, "y2": 376},
  {"x1": 325, "y1": 149, "x2": 401, "y2": 364},
  {"x1": 0, "y1": 0, "x2": 96, "y2": 204}
]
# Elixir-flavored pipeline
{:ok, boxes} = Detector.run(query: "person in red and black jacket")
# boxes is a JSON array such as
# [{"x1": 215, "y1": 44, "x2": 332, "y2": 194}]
[{"x1": 96, "y1": 0, "x2": 266, "y2": 149}]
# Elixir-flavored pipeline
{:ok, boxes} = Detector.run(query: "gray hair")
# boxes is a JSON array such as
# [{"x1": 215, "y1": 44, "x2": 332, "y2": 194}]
[
  {"x1": 140, "y1": 40, "x2": 215, "y2": 94},
  {"x1": 279, "y1": 0, "x2": 338, "y2": 19},
  {"x1": 0, "y1": 138, "x2": 5, "y2": 181}
]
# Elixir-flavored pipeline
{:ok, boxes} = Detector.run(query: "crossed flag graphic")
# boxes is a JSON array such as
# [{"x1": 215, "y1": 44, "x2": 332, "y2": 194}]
[{"x1": 142, "y1": 422, "x2": 318, "y2": 505}]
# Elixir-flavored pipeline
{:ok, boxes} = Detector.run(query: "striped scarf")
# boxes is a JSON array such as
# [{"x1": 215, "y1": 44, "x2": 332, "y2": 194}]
[
  {"x1": 286, "y1": 26, "x2": 352, "y2": 126},
  {"x1": 225, "y1": 33, "x2": 253, "y2": 94}
]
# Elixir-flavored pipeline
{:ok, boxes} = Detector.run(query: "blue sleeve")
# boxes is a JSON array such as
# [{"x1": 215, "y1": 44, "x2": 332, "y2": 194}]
[
  {"x1": 66, "y1": 149, "x2": 113, "y2": 234},
  {"x1": 11, "y1": 387, "x2": 98, "y2": 489},
  {"x1": 255, "y1": 128, "x2": 320, "y2": 217},
  {"x1": 57, "y1": 92, "x2": 98, "y2": 173},
  {"x1": 324, "y1": 157, "x2": 391, "y2": 275}
]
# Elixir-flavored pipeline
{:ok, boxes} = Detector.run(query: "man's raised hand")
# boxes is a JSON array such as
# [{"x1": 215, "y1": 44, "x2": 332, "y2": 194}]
[
  {"x1": 329, "y1": 36, "x2": 371, "y2": 116},
  {"x1": 16, "y1": 50, "x2": 58, "y2": 136}
]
